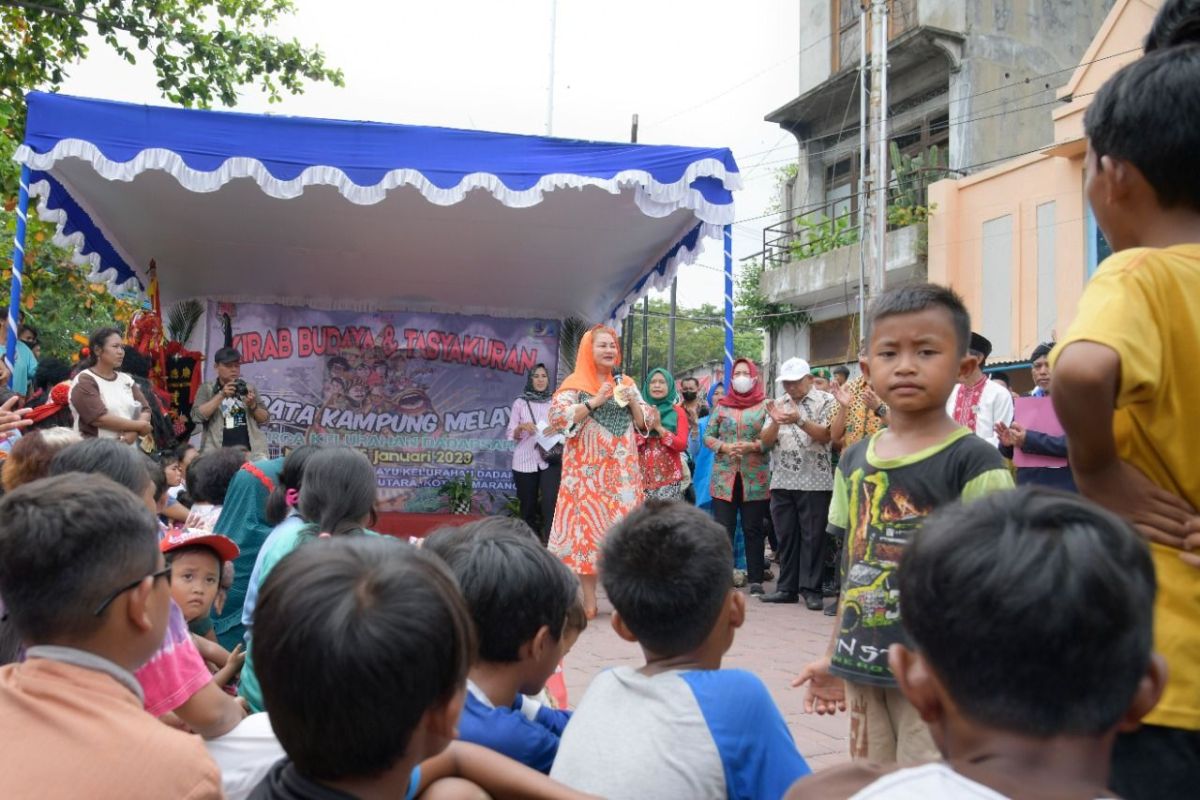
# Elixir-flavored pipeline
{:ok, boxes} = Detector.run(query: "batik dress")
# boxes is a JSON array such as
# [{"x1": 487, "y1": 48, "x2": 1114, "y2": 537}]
[
  {"x1": 636, "y1": 405, "x2": 690, "y2": 500},
  {"x1": 547, "y1": 391, "x2": 645, "y2": 575}
]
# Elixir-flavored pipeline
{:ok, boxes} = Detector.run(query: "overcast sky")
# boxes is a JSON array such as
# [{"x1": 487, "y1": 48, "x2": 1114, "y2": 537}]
[{"x1": 57, "y1": 0, "x2": 804, "y2": 309}]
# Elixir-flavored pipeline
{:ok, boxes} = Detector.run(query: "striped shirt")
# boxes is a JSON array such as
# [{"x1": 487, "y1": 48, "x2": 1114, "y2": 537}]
[{"x1": 508, "y1": 397, "x2": 552, "y2": 473}]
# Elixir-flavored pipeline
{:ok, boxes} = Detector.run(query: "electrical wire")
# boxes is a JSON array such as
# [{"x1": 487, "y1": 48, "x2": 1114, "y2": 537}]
[
  {"x1": 732, "y1": 47, "x2": 1137, "y2": 165},
  {"x1": 645, "y1": 29, "x2": 839, "y2": 130}
]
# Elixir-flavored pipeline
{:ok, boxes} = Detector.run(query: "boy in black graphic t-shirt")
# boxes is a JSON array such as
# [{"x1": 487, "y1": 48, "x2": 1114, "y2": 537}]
[{"x1": 794, "y1": 284, "x2": 1013, "y2": 765}]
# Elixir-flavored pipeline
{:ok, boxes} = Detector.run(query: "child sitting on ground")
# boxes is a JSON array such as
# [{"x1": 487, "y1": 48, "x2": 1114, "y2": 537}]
[
  {"x1": 0, "y1": 474, "x2": 221, "y2": 797},
  {"x1": 184, "y1": 446, "x2": 248, "y2": 532},
  {"x1": 542, "y1": 593, "x2": 587, "y2": 709},
  {"x1": 787, "y1": 488, "x2": 1166, "y2": 799},
  {"x1": 249, "y1": 535, "x2": 596, "y2": 799},
  {"x1": 425, "y1": 517, "x2": 585, "y2": 710},
  {"x1": 49, "y1": 438, "x2": 247, "y2": 739},
  {"x1": 239, "y1": 446, "x2": 379, "y2": 713},
  {"x1": 157, "y1": 448, "x2": 191, "y2": 524},
  {"x1": 795, "y1": 284, "x2": 1013, "y2": 765},
  {"x1": 431, "y1": 521, "x2": 579, "y2": 773},
  {"x1": 161, "y1": 527, "x2": 246, "y2": 689},
  {"x1": 551, "y1": 500, "x2": 812, "y2": 799}
]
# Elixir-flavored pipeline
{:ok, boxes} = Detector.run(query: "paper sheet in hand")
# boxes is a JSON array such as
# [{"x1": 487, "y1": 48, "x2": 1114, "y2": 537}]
[
  {"x1": 536, "y1": 421, "x2": 564, "y2": 452},
  {"x1": 1012, "y1": 396, "x2": 1068, "y2": 469}
]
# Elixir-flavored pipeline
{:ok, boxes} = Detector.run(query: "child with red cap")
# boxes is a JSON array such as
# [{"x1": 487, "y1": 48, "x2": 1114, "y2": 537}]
[{"x1": 161, "y1": 529, "x2": 246, "y2": 689}]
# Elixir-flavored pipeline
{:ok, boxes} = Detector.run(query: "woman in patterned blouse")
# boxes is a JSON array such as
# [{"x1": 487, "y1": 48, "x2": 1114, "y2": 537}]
[
  {"x1": 546, "y1": 326, "x2": 647, "y2": 618},
  {"x1": 703, "y1": 358, "x2": 772, "y2": 594},
  {"x1": 637, "y1": 368, "x2": 690, "y2": 500}
]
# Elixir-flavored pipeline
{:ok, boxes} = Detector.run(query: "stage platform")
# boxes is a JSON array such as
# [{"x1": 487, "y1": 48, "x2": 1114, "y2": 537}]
[{"x1": 376, "y1": 512, "x2": 487, "y2": 539}]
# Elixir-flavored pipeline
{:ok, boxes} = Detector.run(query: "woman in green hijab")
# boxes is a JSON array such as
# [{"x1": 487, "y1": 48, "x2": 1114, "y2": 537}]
[{"x1": 637, "y1": 367, "x2": 691, "y2": 500}]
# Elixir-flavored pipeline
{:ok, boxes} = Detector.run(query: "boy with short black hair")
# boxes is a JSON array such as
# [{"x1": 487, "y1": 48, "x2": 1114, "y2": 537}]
[
  {"x1": 795, "y1": 283, "x2": 1013, "y2": 766},
  {"x1": 250, "y1": 536, "x2": 593, "y2": 800},
  {"x1": 1051, "y1": 19, "x2": 1200, "y2": 796},
  {"x1": 788, "y1": 487, "x2": 1166, "y2": 799},
  {"x1": 551, "y1": 500, "x2": 811, "y2": 799},
  {"x1": 438, "y1": 525, "x2": 579, "y2": 773},
  {"x1": 0, "y1": 474, "x2": 221, "y2": 798}
]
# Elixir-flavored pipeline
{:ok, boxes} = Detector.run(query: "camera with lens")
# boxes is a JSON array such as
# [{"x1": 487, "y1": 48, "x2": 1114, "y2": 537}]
[{"x1": 232, "y1": 378, "x2": 249, "y2": 398}]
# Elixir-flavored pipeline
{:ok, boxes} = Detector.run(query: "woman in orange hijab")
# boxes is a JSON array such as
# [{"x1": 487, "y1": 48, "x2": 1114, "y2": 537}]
[{"x1": 546, "y1": 325, "x2": 647, "y2": 617}]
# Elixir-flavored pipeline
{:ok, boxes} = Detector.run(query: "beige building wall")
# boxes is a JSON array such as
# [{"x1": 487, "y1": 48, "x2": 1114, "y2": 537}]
[
  {"x1": 929, "y1": 153, "x2": 1086, "y2": 362},
  {"x1": 926, "y1": 0, "x2": 1161, "y2": 363}
]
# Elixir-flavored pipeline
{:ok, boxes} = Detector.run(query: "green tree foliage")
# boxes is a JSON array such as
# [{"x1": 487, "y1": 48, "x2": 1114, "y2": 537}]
[
  {"x1": 0, "y1": 0, "x2": 342, "y2": 355},
  {"x1": 621, "y1": 298, "x2": 763, "y2": 380},
  {"x1": 0, "y1": 227, "x2": 138, "y2": 359}
]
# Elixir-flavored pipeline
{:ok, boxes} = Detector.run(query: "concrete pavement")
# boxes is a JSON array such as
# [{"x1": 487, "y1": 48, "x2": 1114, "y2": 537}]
[{"x1": 562, "y1": 582, "x2": 851, "y2": 773}]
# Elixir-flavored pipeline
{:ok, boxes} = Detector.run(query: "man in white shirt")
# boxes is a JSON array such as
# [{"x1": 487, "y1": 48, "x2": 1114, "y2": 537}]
[{"x1": 945, "y1": 332, "x2": 1012, "y2": 447}]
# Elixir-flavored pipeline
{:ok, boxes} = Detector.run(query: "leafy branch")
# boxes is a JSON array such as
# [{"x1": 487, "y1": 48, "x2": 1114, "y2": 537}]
[{"x1": 735, "y1": 259, "x2": 809, "y2": 336}]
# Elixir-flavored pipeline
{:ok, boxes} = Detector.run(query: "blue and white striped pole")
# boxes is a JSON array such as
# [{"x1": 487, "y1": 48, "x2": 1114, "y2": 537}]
[
  {"x1": 5, "y1": 165, "x2": 31, "y2": 389},
  {"x1": 723, "y1": 224, "x2": 734, "y2": 391}
]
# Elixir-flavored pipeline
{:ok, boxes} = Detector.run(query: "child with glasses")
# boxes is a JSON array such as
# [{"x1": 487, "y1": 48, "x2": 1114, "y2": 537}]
[
  {"x1": 49, "y1": 438, "x2": 246, "y2": 739},
  {"x1": 0, "y1": 474, "x2": 221, "y2": 798}
]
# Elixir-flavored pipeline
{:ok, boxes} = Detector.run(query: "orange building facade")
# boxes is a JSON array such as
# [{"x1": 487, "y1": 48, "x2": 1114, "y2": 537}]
[{"x1": 927, "y1": 0, "x2": 1161, "y2": 363}]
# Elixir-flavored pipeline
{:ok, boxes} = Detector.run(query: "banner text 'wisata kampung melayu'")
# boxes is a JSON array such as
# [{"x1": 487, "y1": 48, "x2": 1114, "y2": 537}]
[{"x1": 206, "y1": 302, "x2": 559, "y2": 513}]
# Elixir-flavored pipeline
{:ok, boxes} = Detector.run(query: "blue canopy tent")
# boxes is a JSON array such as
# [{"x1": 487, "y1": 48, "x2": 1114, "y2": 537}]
[{"x1": 7, "y1": 91, "x2": 740, "y2": 386}]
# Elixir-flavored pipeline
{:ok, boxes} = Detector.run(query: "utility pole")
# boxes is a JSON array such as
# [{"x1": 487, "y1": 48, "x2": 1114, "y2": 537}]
[
  {"x1": 641, "y1": 295, "x2": 649, "y2": 383},
  {"x1": 668, "y1": 278, "x2": 677, "y2": 373},
  {"x1": 856, "y1": 1, "x2": 869, "y2": 338},
  {"x1": 633, "y1": 113, "x2": 650, "y2": 383},
  {"x1": 622, "y1": 113, "x2": 640, "y2": 370},
  {"x1": 545, "y1": 0, "x2": 557, "y2": 135},
  {"x1": 867, "y1": 0, "x2": 890, "y2": 297}
]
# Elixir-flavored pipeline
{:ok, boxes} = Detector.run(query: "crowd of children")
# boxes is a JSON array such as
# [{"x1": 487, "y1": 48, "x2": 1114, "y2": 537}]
[{"x1": 0, "y1": 1, "x2": 1198, "y2": 796}]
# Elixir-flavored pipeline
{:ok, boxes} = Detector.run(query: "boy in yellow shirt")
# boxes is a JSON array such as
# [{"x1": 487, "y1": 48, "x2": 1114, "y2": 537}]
[{"x1": 1051, "y1": 24, "x2": 1200, "y2": 799}]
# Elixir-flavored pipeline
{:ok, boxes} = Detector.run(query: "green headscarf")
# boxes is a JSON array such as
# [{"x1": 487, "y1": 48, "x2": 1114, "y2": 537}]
[
  {"x1": 642, "y1": 367, "x2": 680, "y2": 435},
  {"x1": 812, "y1": 367, "x2": 832, "y2": 381}
]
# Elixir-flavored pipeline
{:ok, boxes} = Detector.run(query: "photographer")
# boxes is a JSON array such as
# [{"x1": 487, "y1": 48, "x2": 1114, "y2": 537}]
[{"x1": 191, "y1": 347, "x2": 269, "y2": 459}]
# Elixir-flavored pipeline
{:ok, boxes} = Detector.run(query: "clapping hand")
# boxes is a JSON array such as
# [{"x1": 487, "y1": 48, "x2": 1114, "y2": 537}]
[
  {"x1": 645, "y1": 407, "x2": 661, "y2": 432},
  {"x1": 0, "y1": 395, "x2": 32, "y2": 437},
  {"x1": 767, "y1": 399, "x2": 801, "y2": 425},
  {"x1": 727, "y1": 440, "x2": 755, "y2": 457},
  {"x1": 862, "y1": 384, "x2": 882, "y2": 411},
  {"x1": 994, "y1": 421, "x2": 1026, "y2": 449},
  {"x1": 832, "y1": 382, "x2": 853, "y2": 408}
]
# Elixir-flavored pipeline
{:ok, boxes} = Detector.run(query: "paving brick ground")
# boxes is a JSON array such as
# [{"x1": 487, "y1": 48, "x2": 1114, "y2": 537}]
[{"x1": 562, "y1": 579, "x2": 851, "y2": 774}]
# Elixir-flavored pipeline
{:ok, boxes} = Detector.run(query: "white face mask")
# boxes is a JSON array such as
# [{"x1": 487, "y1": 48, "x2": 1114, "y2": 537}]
[{"x1": 731, "y1": 375, "x2": 753, "y2": 394}]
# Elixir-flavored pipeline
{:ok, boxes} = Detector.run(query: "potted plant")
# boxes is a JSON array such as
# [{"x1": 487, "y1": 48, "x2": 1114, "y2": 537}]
[{"x1": 438, "y1": 472, "x2": 475, "y2": 515}]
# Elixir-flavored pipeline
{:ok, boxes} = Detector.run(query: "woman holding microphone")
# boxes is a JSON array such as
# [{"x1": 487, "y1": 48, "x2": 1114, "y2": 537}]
[{"x1": 546, "y1": 325, "x2": 646, "y2": 618}]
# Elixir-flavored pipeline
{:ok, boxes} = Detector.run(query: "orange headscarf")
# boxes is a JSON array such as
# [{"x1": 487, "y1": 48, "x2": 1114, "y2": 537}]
[{"x1": 556, "y1": 325, "x2": 635, "y2": 397}]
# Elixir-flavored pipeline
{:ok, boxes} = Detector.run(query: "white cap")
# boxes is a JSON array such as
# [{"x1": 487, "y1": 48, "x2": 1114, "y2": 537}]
[{"x1": 776, "y1": 357, "x2": 813, "y2": 382}]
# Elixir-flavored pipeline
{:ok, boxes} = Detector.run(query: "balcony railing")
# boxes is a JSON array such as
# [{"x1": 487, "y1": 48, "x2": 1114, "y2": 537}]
[{"x1": 763, "y1": 154, "x2": 954, "y2": 270}]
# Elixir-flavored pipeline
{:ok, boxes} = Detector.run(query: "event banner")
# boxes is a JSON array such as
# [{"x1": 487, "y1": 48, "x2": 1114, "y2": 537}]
[{"x1": 205, "y1": 302, "x2": 559, "y2": 513}]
